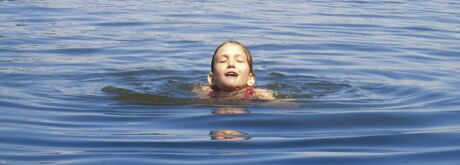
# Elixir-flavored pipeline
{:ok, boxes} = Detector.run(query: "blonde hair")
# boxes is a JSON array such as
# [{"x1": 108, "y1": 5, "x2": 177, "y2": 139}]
[{"x1": 211, "y1": 40, "x2": 254, "y2": 75}]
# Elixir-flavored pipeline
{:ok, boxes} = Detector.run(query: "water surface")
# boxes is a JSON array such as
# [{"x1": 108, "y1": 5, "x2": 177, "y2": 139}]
[{"x1": 1, "y1": 0, "x2": 460, "y2": 164}]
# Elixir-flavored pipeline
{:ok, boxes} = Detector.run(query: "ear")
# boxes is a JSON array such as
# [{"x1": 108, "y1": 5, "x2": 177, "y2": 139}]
[
  {"x1": 207, "y1": 72, "x2": 215, "y2": 86},
  {"x1": 247, "y1": 73, "x2": 256, "y2": 86}
]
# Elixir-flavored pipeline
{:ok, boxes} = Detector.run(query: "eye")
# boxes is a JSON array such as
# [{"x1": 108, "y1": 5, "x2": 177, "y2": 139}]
[{"x1": 218, "y1": 60, "x2": 227, "y2": 63}]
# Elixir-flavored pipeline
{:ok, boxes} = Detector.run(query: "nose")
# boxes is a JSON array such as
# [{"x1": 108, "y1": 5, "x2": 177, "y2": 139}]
[{"x1": 227, "y1": 60, "x2": 235, "y2": 68}]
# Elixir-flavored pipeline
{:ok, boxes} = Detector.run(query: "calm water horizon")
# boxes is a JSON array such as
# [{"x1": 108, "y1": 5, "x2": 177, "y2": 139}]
[{"x1": 1, "y1": 0, "x2": 460, "y2": 164}]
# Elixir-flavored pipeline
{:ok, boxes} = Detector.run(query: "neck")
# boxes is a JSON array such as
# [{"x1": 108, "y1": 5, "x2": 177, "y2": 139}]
[{"x1": 212, "y1": 86, "x2": 247, "y2": 92}]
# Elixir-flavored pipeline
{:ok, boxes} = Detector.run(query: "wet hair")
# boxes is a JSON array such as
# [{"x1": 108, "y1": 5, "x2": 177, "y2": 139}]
[{"x1": 211, "y1": 40, "x2": 254, "y2": 75}]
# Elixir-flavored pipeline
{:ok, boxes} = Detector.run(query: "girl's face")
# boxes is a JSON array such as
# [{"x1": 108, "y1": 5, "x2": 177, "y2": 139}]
[{"x1": 209, "y1": 43, "x2": 255, "y2": 92}]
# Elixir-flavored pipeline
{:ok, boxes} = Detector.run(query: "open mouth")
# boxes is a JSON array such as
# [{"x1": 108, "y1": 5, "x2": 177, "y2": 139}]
[{"x1": 224, "y1": 71, "x2": 239, "y2": 77}]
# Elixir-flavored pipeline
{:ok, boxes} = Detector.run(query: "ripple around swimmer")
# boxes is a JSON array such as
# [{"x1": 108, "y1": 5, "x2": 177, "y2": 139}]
[{"x1": 97, "y1": 68, "x2": 452, "y2": 112}]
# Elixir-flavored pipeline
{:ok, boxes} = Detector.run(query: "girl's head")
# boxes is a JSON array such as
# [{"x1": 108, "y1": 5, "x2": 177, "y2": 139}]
[{"x1": 208, "y1": 41, "x2": 256, "y2": 92}]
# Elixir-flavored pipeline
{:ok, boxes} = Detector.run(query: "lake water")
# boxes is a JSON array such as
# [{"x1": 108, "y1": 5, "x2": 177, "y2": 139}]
[{"x1": 1, "y1": 0, "x2": 460, "y2": 164}]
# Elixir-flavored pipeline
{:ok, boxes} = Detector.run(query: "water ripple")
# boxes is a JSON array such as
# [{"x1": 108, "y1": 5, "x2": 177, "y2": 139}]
[{"x1": 1, "y1": 0, "x2": 460, "y2": 164}]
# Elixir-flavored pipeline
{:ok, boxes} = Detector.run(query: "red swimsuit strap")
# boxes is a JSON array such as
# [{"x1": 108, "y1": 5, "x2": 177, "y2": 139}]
[{"x1": 244, "y1": 87, "x2": 256, "y2": 98}]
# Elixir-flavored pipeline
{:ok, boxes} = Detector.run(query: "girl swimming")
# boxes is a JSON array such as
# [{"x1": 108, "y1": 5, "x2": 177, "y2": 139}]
[{"x1": 193, "y1": 40, "x2": 275, "y2": 100}]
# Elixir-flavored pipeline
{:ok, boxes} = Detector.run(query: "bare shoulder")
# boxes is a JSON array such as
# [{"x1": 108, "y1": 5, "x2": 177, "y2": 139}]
[
  {"x1": 254, "y1": 88, "x2": 299, "y2": 108},
  {"x1": 254, "y1": 88, "x2": 276, "y2": 100},
  {"x1": 192, "y1": 85, "x2": 212, "y2": 98}
]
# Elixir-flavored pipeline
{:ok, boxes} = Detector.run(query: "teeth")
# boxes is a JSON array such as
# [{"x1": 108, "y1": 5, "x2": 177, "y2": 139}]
[{"x1": 225, "y1": 72, "x2": 238, "y2": 77}]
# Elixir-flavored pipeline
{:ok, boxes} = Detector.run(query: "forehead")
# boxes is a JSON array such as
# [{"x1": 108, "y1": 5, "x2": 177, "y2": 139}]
[{"x1": 215, "y1": 43, "x2": 247, "y2": 57}]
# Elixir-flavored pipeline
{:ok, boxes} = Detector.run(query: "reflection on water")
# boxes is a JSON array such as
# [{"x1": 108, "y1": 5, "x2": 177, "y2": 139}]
[
  {"x1": 210, "y1": 130, "x2": 250, "y2": 141},
  {"x1": 212, "y1": 108, "x2": 250, "y2": 115},
  {"x1": 210, "y1": 108, "x2": 251, "y2": 141}
]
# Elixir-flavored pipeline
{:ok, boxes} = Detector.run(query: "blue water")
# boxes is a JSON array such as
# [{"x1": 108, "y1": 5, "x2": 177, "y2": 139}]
[{"x1": 1, "y1": 0, "x2": 460, "y2": 164}]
